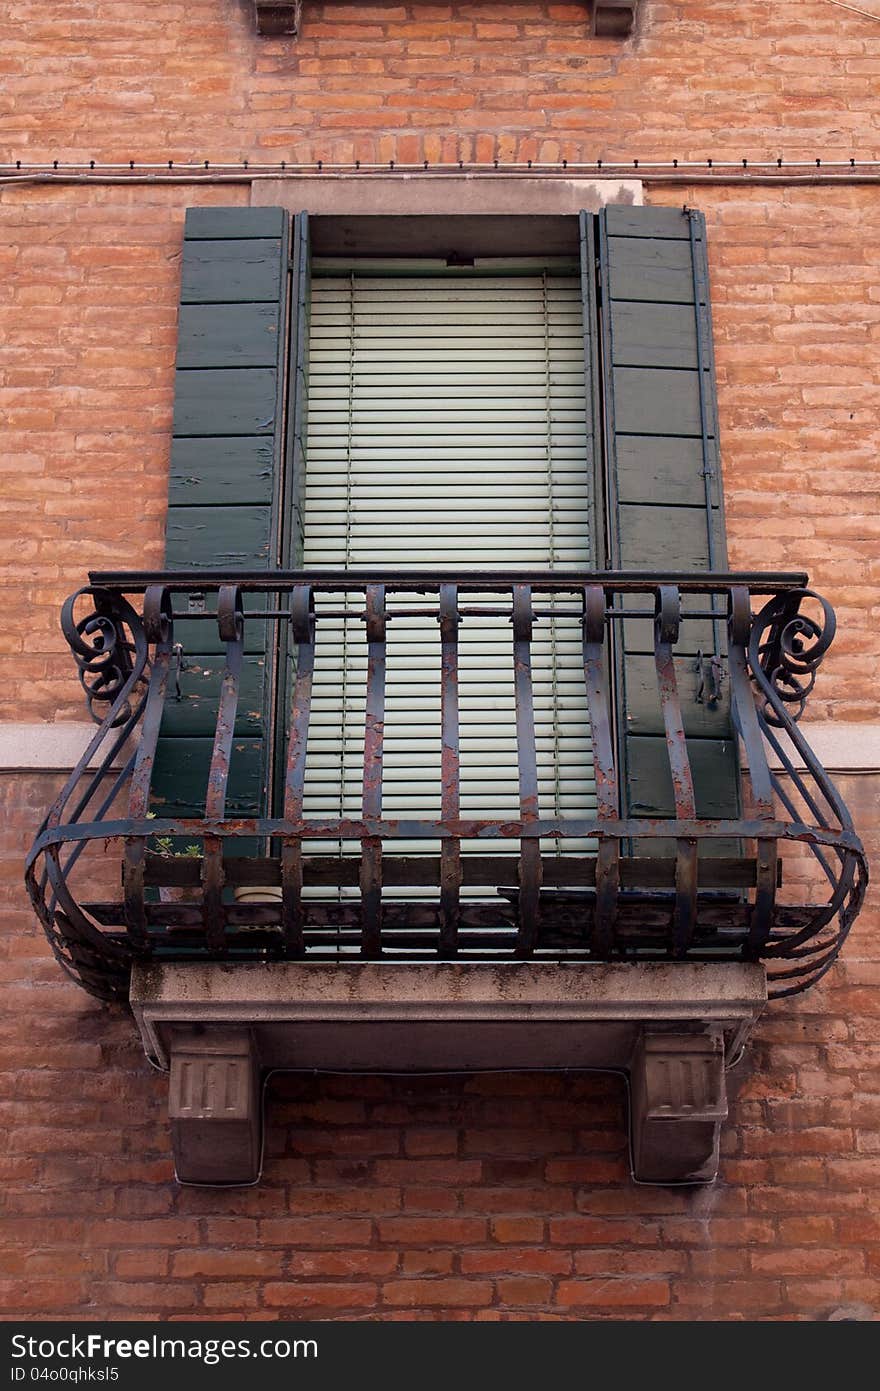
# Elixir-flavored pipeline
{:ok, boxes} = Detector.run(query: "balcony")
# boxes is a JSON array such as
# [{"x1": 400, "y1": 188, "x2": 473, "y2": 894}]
[{"x1": 25, "y1": 569, "x2": 867, "y2": 1183}]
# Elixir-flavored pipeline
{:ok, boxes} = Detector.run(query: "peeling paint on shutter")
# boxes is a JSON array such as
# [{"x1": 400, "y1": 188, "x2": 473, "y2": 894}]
[
  {"x1": 152, "y1": 207, "x2": 294, "y2": 835},
  {"x1": 597, "y1": 206, "x2": 740, "y2": 851}
]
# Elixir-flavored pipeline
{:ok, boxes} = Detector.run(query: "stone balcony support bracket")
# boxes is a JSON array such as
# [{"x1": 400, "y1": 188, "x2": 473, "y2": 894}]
[
  {"x1": 133, "y1": 961, "x2": 765, "y2": 1186},
  {"x1": 168, "y1": 1027, "x2": 261, "y2": 1184},
  {"x1": 254, "y1": 2, "x2": 302, "y2": 36},
  {"x1": 630, "y1": 1028, "x2": 729, "y2": 1184},
  {"x1": 591, "y1": 2, "x2": 640, "y2": 37}
]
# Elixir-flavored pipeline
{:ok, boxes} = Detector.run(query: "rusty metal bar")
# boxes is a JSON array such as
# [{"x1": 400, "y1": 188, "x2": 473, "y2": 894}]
[
  {"x1": 90, "y1": 568, "x2": 811, "y2": 595},
  {"x1": 200, "y1": 585, "x2": 244, "y2": 953},
  {"x1": 582, "y1": 584, "x2": 620, "y2": 957},
  {"x1": 653, "y1": 585, "x2": 699, "y2": 957},
  {"x1": 123, "y1": 585, "x2": 173, "y2": 947},
  {"x1": 151, "y1": 602, "x2": 787, "y2": 625},
  {"x1": 727, "y1": 585, "x2": 778, "y2": 955},
  {"x1": 25, "y1": 569, "x2": 870, "y2": 1003},
  {"x1": 144, "y1": 852, "x2": 777, "y2": 891},
  {"x1": 360, "y1": 584, "x2": 386, "y2": 957},
  {"x1": 512, "y1": 585, "x2": 542, "y2": 953},
  {"x1": 280, "y1": 584, "x2": 315, "y2": 956},
  {"x1": 42, "y1": 810, "x2": 864, "y2": 849},
  {"x1": 438, "y1": 583, "x2": 462, "y2": 954}
]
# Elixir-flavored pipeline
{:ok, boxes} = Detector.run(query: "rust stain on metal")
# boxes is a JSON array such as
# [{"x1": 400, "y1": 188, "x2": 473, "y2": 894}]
[{"x1": 23, "y1": 571, "x2": 869, "y2": 1001}]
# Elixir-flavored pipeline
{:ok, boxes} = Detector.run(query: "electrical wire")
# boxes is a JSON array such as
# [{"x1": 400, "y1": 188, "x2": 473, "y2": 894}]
[
  {"x1": 2, "y1": 157, "x2": 880, "y2": 186},
  {"x1": 824, "y1": 0, "x2": 880, "y2": 20}
]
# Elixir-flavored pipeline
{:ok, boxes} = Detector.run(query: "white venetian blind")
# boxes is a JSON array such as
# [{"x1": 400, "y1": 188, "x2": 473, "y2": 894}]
[{"x1": 301, "y1": 262, "x2": 596, "y2": 876}]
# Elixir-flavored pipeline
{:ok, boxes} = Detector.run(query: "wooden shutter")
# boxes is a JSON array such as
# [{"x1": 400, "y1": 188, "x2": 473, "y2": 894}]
[
  {"x1": 151, "y1": 206, "x2": 295, "y2": 830},
  {"x1": 596, "y1": 205, "x2": 739, "y2": 846}
]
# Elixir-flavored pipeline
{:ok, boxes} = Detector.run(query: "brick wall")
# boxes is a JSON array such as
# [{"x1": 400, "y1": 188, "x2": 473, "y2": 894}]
[
  {"x1": 2, "y1": 0, "x2": 879, "y2": 1321},
  {"x1": 3, "y1": 778, "x2": 879, "y2": 1320},
  {"x1": 1, "y1": 2, "x2": 878, "y2": 164},
  {"x1": 3, "y1": 181, "x2": 878, "y2": 726}
]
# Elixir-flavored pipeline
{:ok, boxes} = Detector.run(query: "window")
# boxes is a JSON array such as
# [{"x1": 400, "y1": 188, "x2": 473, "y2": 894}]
[
  {"x1": 153, "y1": 202, "x2": 739, "y2": 856},
  {"x1": 302, "y1": 256, "x2": 596, "y2": 883}
]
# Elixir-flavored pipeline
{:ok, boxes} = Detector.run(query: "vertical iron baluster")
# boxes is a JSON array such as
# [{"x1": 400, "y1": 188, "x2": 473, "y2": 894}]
[
  {"x1": 281, "y1": 584, "x2": 315, "y2": 956},
  {"x1": 439, "y1": 583, "x2": 462, "y2": 955},
  {"x1": 360, "y1": 585, "x2": 386, "y2": 957},
  {"x1": 728, "y1": 584, "x2": 778, "y2": 955},
  {"x1": 512, "y1": 585, "x2": 542, "y2": 953},
  {"x1": 582, "y1": 585, "x2": 620, "y2": 956},
  {"x1": 124, "y1": 584, "x2": 173, "y2": 948},
  {"x1": 202, "y1": 585, "x2": 244, "y2": 953},
  {"x1": 653, "y1": 584, "x2": 698, "y2": 957}
]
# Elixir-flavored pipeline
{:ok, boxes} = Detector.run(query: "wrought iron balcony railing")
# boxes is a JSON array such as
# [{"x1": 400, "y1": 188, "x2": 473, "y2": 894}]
[{"x1": 26, "y1": 570, "x2": 867, "y2": 1005}]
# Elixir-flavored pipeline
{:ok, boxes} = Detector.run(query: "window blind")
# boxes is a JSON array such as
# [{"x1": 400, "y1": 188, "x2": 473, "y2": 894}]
[{"x1": 301, "y1": 264, "x2": 597, "y2": 880}]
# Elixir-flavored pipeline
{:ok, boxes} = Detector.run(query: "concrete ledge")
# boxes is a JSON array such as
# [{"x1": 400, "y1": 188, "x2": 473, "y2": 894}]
[
  {"x1": 5, "y1": 720, "x2": 879, "y2": 774},
  {"x1": 761, "y1": 722, "x2": 880, "y2": 777},
  {"x1": 251, "y1": 174, "x2": 643, "y2": 217},
  {"x1": 0, "y1": 722, "x2": 127, "y2": 773},
  {"x1": 131, "y1": 961, "x2": 767, "y2": 1072}
]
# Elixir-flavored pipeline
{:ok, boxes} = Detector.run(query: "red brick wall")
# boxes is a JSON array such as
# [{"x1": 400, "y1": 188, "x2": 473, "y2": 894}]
[
  {"x1": 1, "y1": 2, "x2": 877, "y2": 164},
  {"x1": 2, "y1": 182, "x2": 878, "y2": 726},
  {"x1": 3, "y1": 778, "x2": 879, "y2": 1320},
  {"x1": 2, "y1": 0, "x2": 879, "y2": 1322}
]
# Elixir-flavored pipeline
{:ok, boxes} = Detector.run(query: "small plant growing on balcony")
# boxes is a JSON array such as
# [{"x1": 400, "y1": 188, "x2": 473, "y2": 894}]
[
  {"x1": 146, "y1": 814, "x2": 201, "y2": 903},
  {"x1": 146, "y1": 813, "x2": 200, "y2": 859},
  {"x1": 150, "y1": 835, "x2": 201, "y2": 858}
]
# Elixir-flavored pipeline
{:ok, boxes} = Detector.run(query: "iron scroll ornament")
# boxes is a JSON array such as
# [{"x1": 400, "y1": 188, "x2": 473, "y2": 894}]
[
  {"x1": 747, "y1": 588, "x2": 837, "y2": 726},
  {"x1": 60, "y1": 587, "x2": 149, "y2": 726}
]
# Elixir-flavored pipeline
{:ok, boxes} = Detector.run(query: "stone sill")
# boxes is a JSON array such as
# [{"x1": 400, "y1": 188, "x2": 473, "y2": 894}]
[{"x1": 131, "y1": 960, "x2": 766, "y2": 1071}]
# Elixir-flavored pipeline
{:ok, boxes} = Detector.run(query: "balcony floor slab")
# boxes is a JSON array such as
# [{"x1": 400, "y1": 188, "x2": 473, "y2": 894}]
[{"x1": 130, "y1": 960, "x2": 766, "y2": 1074}]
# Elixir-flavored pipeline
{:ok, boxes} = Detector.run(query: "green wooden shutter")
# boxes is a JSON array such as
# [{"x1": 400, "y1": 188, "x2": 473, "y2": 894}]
[
  {"x1": 151, "y1": 206, "x2": 294, "y2": 828},
  {"x1": 596, "y1": 205, "x2": 739, "y2": 847}
]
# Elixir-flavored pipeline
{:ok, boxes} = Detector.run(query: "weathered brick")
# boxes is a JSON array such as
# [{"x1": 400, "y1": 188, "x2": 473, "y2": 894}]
[
  {"x1": 382, "y1": 1278, "x2": 493, "y2": 1308},
  {"x1": 555, "y1": 1279, "x2": 670, "y2": 1309},
  {"x1": 377, "y1": 1217, "x2": 488, "y2": 1246},
  {"x1": 263, "y1": 1282, "x2": 378, "y2": 1310}
]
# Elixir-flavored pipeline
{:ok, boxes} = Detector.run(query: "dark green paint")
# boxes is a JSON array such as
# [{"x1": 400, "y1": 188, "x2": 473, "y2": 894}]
[
  {"x1": 169, "y1": 437, "x2": 275, "y2": 508},
  {"x1": 617, "y1": 504, "x2": 714, "y2": 570},
  {"x1": 157, "y1": 655, "x2": 267, "y2": 739},
  {"x1": 172, "y1": 367, "x2": 279, "y2": 437},
  {"x1": 610, "y1": 300, "x2": 699, "y2": 369},
  {"x1": 614, "y1": 436, "x2": 722, "y2": 508},
  {"x1": 626, "y1": 734, "x2": 741, "y2": 859},
  {"x1": 622, "y1": 613, "x2": 728, "y2": 659},
  {"x1": 612, "y1": 366, "x2": 711, "y2": 438},
  {"x1": 154, "y1": 208, "x2": 293, "y2": 833},
  {"x1": 149, "y1": 738, "x2": 265, "y2": 818},
  {"x1": 176, "y1": 303, "x2": 281, "y2": 370},
  {"x1": 604, "y1": 206, "x2": 694, "y2": 241},
  {"x1": 183, "y1": 207, "x2": 287, "y2": 241},
  {"x1": 626, "y1": 735, "x2": 740, "y2": 818},
  {"x1": 165, "y1": 504, "x2": 273, "y2": 569},
  {"x1": 180, "y1": 239, "x2": 285, "y2": 305},
  {"x1": 599, "y1": 205, "x2": 738, "y2": 843},
  {"x1": 606, "y1": 237, "x2": 696, "y2": 305},
  {"x1": 623, "y1": 654, "x2": 732, "y2": 738}
]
